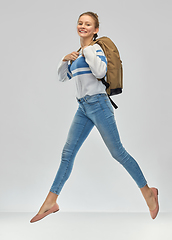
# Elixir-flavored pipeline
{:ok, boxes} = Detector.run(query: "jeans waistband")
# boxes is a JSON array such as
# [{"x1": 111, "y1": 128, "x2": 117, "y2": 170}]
[{"x1": 77, "y1": 93, "x2": 107, "y2": 103}]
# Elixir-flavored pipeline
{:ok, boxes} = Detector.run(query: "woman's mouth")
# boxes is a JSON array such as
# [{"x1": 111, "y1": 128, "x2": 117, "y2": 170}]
[{"x1": 79, "y1": 29, "x2": 87, "y2": 33}]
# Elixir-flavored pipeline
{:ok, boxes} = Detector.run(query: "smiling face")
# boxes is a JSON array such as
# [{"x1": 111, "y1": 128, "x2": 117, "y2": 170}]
[{"x1": 77, "y1": 15, "x2": 99, "y2": 40}]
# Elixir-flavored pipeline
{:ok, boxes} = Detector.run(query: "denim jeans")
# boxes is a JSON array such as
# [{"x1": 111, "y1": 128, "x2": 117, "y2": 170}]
[{"x1": 50, "y1": 93, "x2": 147, "y2": 195}]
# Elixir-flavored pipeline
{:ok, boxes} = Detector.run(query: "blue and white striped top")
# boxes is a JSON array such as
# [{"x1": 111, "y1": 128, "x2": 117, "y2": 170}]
[{"x1": 57, "y1": 44, "x2": 107, "y2": 99}]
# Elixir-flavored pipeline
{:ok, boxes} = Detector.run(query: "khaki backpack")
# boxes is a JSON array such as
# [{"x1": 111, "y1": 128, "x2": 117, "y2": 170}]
[{"x1": 89, "y1": 36, "x2": 123, "y2": 96}]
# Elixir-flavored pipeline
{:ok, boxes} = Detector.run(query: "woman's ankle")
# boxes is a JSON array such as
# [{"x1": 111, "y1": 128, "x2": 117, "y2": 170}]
[{"x1": 45, "y1": 191, "x2": 58, "y2": 203}]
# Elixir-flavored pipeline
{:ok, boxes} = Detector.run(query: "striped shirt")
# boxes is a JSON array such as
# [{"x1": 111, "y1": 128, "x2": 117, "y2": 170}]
[{"x1": 57, "y1": 44, "x2": 107, "y2": 99}]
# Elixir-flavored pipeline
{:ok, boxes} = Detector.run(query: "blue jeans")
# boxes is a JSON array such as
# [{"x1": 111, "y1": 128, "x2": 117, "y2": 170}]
[{"x1": 50, "y1": 94, "x2": 147, "y2": 195}]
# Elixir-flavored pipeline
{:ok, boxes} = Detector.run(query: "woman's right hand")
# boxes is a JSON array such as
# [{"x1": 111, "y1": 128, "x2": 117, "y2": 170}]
[{"x1": 63, "y1": 52, "x2": 79, "y2": 62}]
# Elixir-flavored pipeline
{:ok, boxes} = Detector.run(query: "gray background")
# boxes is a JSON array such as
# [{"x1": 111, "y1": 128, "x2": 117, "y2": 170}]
[{"x1": 0, "y1": 0, "x2": 171, "y2": 213}]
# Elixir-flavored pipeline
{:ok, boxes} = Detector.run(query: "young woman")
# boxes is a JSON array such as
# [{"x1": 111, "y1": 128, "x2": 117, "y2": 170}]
[{"x1": 30, "y1": 12, "x2": 159, "y2": 223}]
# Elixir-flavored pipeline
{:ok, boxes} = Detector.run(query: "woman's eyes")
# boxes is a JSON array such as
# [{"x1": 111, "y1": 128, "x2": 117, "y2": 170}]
[{"x1": 78, "y1": 23, "x2": 91, "y2": 26}]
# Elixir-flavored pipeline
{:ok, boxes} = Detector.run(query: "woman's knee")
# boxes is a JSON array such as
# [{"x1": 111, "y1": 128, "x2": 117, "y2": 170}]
[{"x1": 111, "y1": 146, "x2": 129, "y2": 165}]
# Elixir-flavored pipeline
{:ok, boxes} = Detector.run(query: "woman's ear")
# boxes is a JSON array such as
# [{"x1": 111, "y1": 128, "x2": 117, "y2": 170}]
[{"x1": 94, "y1": 28, "x2": 99, "y2": 34}]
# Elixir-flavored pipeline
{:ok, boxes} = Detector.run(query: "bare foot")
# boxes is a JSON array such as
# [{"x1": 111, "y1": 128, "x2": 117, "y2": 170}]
[
  {"x1": 140, "y1": 185, "x2": 157, "y2": 211},
  {"x1": 37, "y1": 191, "x2": 58, "y2": 215},
  {"x1": 38, "y1": 201, "x2": 56, "y2": 215},
  {"x1": 146, "y1": 188, "x2": 157, "y2": 211}
]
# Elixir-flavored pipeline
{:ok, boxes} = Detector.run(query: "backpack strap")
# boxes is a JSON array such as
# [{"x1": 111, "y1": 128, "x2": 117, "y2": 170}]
[
  {"x1": 100, "y1": 78, "x2": 118, "y2": 109},
  {"x1": 108, "y1": 96, "x2": 118, "y2": 109}
]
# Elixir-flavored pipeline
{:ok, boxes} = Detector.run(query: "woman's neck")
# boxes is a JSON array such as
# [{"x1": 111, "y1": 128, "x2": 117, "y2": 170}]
[{"x1": 80, "y1": 37, "x2": 93, "y2": 49}]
